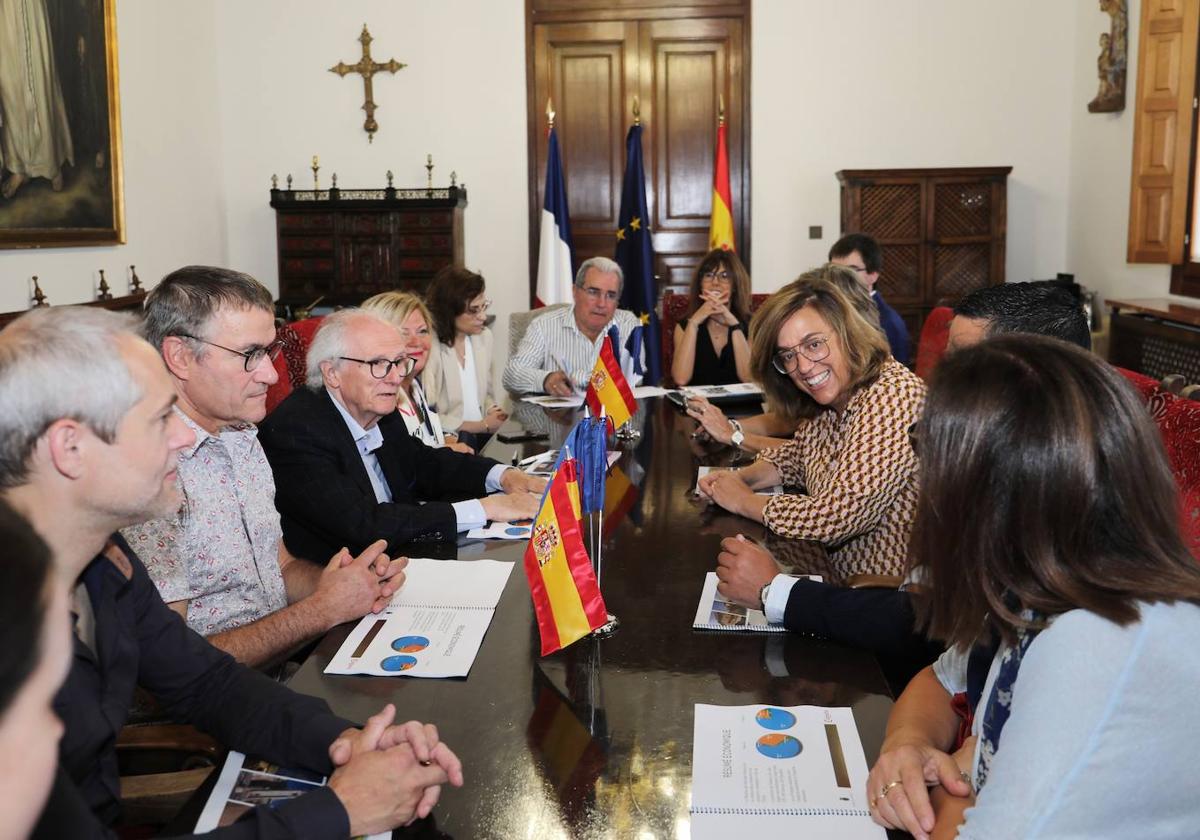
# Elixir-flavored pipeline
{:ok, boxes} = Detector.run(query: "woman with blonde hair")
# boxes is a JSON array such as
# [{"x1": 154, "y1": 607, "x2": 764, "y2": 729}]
[
  {"x1": 671, "y1": 248, "x2": 753, "y2": 386},
  {"x1": 361, "y1": 290, "x2": 474, "y2": 454},
  {"x1": 698, "y1": 267, "x2": 925, "y2": 578}
]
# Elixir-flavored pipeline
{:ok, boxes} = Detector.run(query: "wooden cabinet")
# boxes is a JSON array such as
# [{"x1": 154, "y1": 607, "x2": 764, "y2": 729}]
[
  {"x1": 271, "y1": 186, "x2": 466, "y2": 314},
  {"x1": 837, "y1": 166, "x2": 1010, "y2": 340},
  {"x1": 527, "y1": 1, "x2": 750, "y2": 298}
]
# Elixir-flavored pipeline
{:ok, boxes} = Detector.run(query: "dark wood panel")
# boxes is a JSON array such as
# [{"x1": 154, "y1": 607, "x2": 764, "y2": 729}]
[{"x1": 527, "y1": 5, "x2": 750, "y2": 304}]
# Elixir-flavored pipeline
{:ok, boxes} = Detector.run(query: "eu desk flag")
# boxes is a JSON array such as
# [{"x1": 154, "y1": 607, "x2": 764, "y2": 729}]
[
  {"x1": 536, "y1": 126, "x2": 575, "y2": 307},
  {"x1": 614, "y1": 124, "x2": 661, "y2": 384},
  {"x1": 524, "y1": 458, "x2": 609, "y2": 656},
  {"x1": 584, "y1": 326, "x2": 637, "y2": 431},
  {"x1": 708, "y1": 117, "x2": 735, "y2": 252}
]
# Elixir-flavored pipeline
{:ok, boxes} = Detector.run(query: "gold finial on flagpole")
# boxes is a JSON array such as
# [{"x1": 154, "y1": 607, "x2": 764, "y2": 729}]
[
  {"x1": 632, "y1": 96, "x2": 640, "y2": 126},
  {"x1": 718, "y1": 94, "x2": 725, "y2": 127},
  {"x1": 546, "y1": 97, "x2": 555, "y2": 130}
]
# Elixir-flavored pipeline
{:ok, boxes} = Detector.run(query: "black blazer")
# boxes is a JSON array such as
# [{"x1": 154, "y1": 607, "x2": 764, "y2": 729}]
[{"x1": 258, "y1": 387, "x2": 499, "y2": 561}]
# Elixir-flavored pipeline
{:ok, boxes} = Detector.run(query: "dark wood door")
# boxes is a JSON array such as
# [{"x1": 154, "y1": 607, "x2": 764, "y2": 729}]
[{"x1": 527, "y1": 3, "x2": 750, "y2": 302}]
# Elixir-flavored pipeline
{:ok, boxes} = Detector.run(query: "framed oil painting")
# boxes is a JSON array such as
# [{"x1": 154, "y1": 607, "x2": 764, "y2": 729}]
[{"x1": 0, "y1": 0, "x2": 124, "y2": 248}]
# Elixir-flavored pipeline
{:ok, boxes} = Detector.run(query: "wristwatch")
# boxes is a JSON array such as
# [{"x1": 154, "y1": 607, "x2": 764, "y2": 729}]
[
  {"x1": 758, "y1": 581, "x2": 771, "y2": 611},
  {"x1": 729, "y1": 418, "x2": 745, "y2": 450}
]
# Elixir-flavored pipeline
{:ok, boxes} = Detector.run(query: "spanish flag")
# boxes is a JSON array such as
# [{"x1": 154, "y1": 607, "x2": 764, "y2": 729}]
[
  {"x1": 708, "y1": 114, "x2": 735, "y2": 252},
  {"x1": 584, "y1": 326, "x2": 637, "y2": 431},
  {"x1": 524, "y1": 458, "x2": 610, "y2": 656}
]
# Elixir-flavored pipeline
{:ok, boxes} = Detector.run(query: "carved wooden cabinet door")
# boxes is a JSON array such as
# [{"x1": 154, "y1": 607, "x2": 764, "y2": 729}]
[{"x1": 527, "y1": 3, "x2": 749, "y2": 302}]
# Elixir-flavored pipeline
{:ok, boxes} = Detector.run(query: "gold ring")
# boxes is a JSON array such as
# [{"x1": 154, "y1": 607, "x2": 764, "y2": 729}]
[{"x1": 879, "y1": 780, "x2": 903, "y2": 800}]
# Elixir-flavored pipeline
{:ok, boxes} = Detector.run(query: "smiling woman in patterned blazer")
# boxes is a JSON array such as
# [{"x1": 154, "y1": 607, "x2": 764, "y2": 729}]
[{"x1": 697, "y1": 265, "x2": 927, "y2": 580}]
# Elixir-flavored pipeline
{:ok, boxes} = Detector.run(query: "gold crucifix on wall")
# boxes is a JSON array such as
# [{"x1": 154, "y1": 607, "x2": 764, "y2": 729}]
[{"x1": 329, "y1": 24, "x2": 406, "y2": 143}]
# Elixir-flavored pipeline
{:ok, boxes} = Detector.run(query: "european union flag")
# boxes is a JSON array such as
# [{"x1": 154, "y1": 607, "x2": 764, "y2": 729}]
[{"x1": 614, "y1": 124, "x2": 662, "y2": 385}]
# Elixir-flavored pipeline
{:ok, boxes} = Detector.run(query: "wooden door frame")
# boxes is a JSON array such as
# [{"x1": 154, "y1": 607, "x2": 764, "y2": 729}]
[{"x1": 525, "y1": 0, "x2": 751, "y2": 303}]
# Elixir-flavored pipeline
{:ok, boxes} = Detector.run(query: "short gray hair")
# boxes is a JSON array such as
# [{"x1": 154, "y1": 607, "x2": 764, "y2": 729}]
[
  {"x1": 142, "y1": 265, "x2": 274, "y2": 352},
  {"x1": 305, "y1": 308, "x2": 399, "y2": 390},
  {"x1": 574, "y1": 256, "x2": 624, "y2": 295},
  {"x1": 0, "y1": 307, "x2": 144, "y2": 489}
]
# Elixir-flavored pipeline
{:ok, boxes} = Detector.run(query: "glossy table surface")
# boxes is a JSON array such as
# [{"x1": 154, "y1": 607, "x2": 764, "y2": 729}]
[{"x1": 287, "y1": 398, "x2": 898, "y2": 839}]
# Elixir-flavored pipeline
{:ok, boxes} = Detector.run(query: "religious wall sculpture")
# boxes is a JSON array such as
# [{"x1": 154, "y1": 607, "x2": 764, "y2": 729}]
[{"x1": 1089, "y1": 0, "x2": 1127, "y2": 113}]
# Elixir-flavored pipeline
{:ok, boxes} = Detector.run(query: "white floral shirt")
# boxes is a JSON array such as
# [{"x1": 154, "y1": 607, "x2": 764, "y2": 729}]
[{"x1": 122, "y1": 409, "x2": 288, "y2": 635}]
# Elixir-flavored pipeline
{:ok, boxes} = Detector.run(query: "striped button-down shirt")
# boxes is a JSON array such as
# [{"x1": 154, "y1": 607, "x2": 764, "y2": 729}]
[{"x1": 502, "y1": 304, "x2": 645, "y2": 394}]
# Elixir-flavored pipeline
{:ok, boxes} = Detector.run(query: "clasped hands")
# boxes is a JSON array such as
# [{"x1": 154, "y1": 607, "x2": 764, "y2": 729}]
[
  {"x1": 866, "y1": 735, "x2": 976, "y2": 840},
  {"x1": 692, "y1": 291, "x2": 739, "y2": 328},
  {"x1": 328, "y1": 703, "x2": 464, "y2": 835}
]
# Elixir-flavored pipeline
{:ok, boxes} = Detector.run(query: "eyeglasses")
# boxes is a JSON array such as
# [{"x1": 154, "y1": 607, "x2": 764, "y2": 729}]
[
  {"x1": 842, "y1": 264, "x2": 869, "y2": 275},
  {"x1": 338, "y1": 355, "x2": 415, "y2": 379},
  {"x1": 581, "y1": 286, "x2": 620, "y2": 303},
  {"x1": 179, "y1": 334, "x2": 282, "y2": 372},
  {"x1": 771, "y1": 336, "x2": 831, "y2": 374},
  {"x1": 466, "y1": 299, "x2": 493, "y2": 316},
  {"x1": 702, "y1": 270, "x2": 732, "y2": 285}
]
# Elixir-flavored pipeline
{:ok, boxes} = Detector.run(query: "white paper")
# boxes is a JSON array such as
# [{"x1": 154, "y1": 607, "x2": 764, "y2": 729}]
[
  {"x1": 519, "y1": 448, "x2": 621, "y2": 477},
  {"x1": 689, "y1": 705, "x2": 884, "y2": 840},
  {"x1": 632, "y1": 385, "x2": 672, "y2": 398},
  {"x1": 695, "y1": 465, "x2": 782, "y2": 496},
  {"x1": 678, "y1": 382, "x2": 764, "y2": 399},
  {"x1": 385, "y1": 557, "x2": 513, "y2": 611},
  {"x1": 691, "y1": 571, "x2": 786, "y2": 632},
  {"x1": 195, "y1": 750, "x2": 387, "y2": 838},
  {"x1": 467, "y1": 521, "x2": 533, "y2": 540},
  {"x1": 325, "y1": 607, "x2": 498, "y2": 678},
  {"x1": 522, "y1": 393, "x2": 584, "y2": 408}
]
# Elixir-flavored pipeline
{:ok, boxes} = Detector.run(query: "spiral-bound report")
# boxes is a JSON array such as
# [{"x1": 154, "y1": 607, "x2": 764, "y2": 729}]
[{"x1": 689, "y1": 704, "x2": 885, "y2": 839}]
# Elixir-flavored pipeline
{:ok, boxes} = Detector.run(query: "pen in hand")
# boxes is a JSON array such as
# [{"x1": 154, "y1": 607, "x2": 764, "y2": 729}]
[{"x1": 551, "y1": 355, "x2": 577, "y2": 395}]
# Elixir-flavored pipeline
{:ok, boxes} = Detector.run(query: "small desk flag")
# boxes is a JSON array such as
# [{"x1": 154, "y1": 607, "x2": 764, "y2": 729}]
[
  {"x1": 524, "y1": 458, "x2": 609, "y2": 656},
  {"x1": 584, "y1": 327, "x2": 637, "y2": 431}
]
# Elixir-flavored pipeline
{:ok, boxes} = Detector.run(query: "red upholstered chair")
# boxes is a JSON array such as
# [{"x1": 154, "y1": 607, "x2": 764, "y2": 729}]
[
  {"x1": 914, "y1": 306, "x2": 954, "y2": 382},
  {"x1": 265, "y1": 316, "x2": 325, "y2": 414},
  {"x1": 659, "y1": 291, "x2": 770, "y2": 387},
  {"x1": 1116, "y1": 366, "x2": 1200, "y2": 559}
]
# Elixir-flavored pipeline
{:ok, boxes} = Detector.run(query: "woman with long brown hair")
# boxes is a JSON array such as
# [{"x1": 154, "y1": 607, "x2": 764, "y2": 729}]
[
  {"x1": 698, "y1": 265, "x2": 925, "y2": 578},
  {"x1": 671, "y1": 248, "x2": 753, "y2": 386},
  {"x1": 868, "y1": 335, "x2": 1200, "y2": 838}
]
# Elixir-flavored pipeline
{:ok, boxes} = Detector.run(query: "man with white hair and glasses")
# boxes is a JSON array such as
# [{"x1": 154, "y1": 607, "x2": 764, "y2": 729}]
[
  {"x1": 503, "y1": 256, "x2": 646, "y2": 397},
  {"x1": 0, "y1": 306, "x2": 461, "y2": 839},
  {"x1": 259, "y1": 308, "x2": 544, "y2": 563},
  {"x1": 124, "y1": 266, "x2": 408, "y2": 670}
]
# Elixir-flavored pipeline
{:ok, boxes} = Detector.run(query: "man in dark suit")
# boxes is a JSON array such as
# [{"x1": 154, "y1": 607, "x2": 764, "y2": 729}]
[
  {"x1": 829, "y1": 233, "x2": 912, "y2": 365},
  {"x1": 260, "y1": 309, "x2": 543, "y2": 562}
]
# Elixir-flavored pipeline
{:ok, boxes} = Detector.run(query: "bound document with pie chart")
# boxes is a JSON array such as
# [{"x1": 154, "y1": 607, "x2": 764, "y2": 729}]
[
  {"x1": 324, "y1": 558, "x2": 513, "y2": 678},
  {"x1": 689, "y1": 704, "x2": 885, "y2": 840}
]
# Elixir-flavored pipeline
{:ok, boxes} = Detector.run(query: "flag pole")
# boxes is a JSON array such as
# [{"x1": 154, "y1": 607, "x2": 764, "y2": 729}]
[{"x1": 591, "y1": 409, "x2": 619, "y2": 639}]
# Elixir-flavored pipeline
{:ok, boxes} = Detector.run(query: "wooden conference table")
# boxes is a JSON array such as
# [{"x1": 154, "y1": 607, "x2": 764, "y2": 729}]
[{"x1": 285, "y1": 397, "x2": 899, "y2": 838}]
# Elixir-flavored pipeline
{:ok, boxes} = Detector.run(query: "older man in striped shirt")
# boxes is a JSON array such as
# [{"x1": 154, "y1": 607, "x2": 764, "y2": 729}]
[{"x1": 504, "y1": 256, "x2": 645, "y2": 397}]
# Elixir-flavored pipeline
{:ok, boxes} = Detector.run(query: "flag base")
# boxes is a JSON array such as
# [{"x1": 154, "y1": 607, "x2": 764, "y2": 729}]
[
  {"x1": 591, "y1": 613, "x2": 621, "y2": 638},
  {"x1": 614, "y1": 424, "x2": 641, "y2": 446}
]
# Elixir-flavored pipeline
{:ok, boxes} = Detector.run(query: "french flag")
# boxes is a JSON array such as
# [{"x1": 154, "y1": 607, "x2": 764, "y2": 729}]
[{"x1": 535, "y1": 125, "x2": 574, "y2": 307}]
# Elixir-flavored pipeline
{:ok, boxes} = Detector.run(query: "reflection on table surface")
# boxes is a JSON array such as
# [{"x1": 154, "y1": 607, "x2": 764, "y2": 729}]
[{"x1": 287, "y1": 398, "x2": 897, "y2": 839}]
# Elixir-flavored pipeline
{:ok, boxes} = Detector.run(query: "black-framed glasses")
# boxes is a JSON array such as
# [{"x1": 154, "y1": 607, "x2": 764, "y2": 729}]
[
  {"x1": 179, "y1": 334, "x2": 282, "y2": 372},
  {"x1": 701, "y1": 269, "x2": 732, "y2": 285},
  {"x1": 339, "y1": 355, "x2": 415, "y2": 379},
  {"x1": 771, "y1": 336, "x2": 831, "y2": 374}
]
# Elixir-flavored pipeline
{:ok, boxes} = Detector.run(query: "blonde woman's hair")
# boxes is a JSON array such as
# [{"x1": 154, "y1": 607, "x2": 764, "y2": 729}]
[
  {"x1": 749, "y1": 265, "x2": 889, "y2": 421},
  {"x1": 361, "y1": 290, "x2": 434, "y2": 334}
]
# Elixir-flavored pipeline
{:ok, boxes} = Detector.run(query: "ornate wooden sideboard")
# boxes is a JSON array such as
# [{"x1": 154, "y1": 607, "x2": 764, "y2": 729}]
[
  {"x1": 837, "y1": 166, "x2": 1010, "y2": 340},
  {"x1": 270, "y1": 185, "x2": 466, "y2": 315},
  {"x1": 1107, "y1": 298, "x2": 1200, "y2": 381}
]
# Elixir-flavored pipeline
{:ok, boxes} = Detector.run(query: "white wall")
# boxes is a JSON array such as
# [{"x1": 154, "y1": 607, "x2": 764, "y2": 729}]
[
  {"x1": 751, "y1": 0, "x2": 1077, "y2": 293},
  {"x1": 0, "y1": 1, "x2": 226, "y2": 312},
  {"x1": 1065, "y1": 0, "x2": 1174, "y2": 303},
  {"x1": 213, "y1": 0, "x2": 529, "y2": 362}
]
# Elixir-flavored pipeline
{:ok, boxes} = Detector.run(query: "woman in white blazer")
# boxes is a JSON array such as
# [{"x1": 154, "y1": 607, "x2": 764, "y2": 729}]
[{"x1": 423, "y1": 266, "x2": 507, "y2": 447}]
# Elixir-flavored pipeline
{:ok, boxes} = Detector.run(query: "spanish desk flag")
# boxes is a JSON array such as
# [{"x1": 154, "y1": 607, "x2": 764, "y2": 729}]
[
  {"x1": 524, "y1": 458, "x2": 610, "y2": 656},
  {"x1": 536, "y1": 122, "x2": 575, "y2": 307},
  {"x1": 584, "y1": 326, "x2": 637, "y2": 431},
  {"x1": 708, "y1": 111, "x2": 735, "y2": 252}
]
